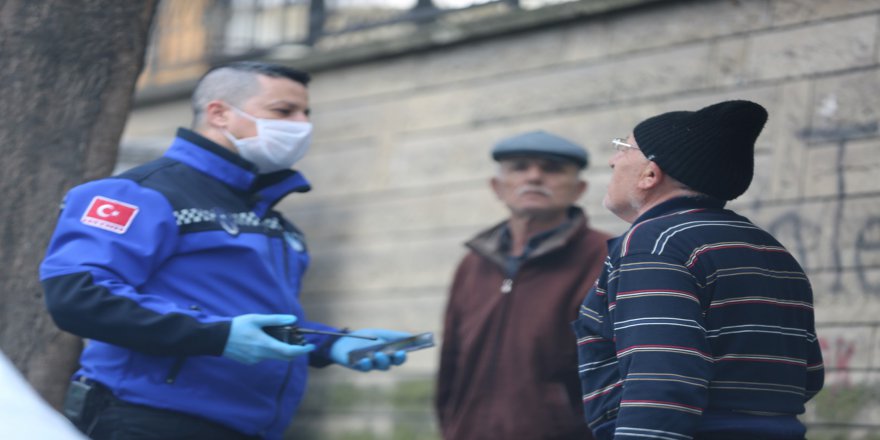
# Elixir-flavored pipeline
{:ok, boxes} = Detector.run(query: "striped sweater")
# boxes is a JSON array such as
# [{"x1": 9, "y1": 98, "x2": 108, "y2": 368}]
[{"x1": 573, "y1": 196, "x2": 824, "y2": 440}]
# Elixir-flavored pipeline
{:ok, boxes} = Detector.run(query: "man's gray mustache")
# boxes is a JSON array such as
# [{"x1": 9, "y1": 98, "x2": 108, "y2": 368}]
[{"x1": 516, "y1": 186, "x2": 553, "y2": 197}]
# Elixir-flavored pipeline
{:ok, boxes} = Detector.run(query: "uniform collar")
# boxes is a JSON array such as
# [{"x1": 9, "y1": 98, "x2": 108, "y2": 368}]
[{"x1": 165, "y1": 128, "x2": 311, "y2": 215}]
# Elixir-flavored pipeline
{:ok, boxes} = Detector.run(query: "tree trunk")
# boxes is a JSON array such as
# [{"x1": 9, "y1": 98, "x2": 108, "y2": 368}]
[{"x1": 0, "y1": 0, "x2": 159, "y2": 408}]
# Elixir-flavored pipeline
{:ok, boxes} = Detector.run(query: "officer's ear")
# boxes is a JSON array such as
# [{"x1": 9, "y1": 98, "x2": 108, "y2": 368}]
[{"x1": 204, "y1": 100, "x2": 232, "y2": 130}]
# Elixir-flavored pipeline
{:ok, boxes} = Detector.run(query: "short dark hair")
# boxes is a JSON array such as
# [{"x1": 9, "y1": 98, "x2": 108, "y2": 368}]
[
  {"x1": 204, "y1": 61, "x2": 311, "y2": 86},
  {"x1": 191, "y1": 61, "x2": 311, "y2": 127}
]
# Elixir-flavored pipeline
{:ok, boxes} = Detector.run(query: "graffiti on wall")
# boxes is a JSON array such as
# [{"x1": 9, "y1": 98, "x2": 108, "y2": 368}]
[
  {"x1": 747, "y1": 114, "x2": 880, "y2": 297},
  {"x1": 856, "y1": 217, "x2": 880, "y2": 293},
  {"x1": 819, "y1": 333, "x2": 861, "y2": 386}
]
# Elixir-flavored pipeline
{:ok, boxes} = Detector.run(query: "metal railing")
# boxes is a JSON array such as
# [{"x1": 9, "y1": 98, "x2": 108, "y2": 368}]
[{"x1": 137, "y1": 0, "x2": 528, "y2": 92}]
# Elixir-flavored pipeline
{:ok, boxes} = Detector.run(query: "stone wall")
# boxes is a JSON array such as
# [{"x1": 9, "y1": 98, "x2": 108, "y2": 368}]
[{"x1": 120, "y1": 0, "x2": 880, "y2": 438}]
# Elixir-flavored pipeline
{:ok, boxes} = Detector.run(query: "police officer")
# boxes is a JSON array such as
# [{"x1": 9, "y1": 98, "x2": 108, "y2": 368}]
[{"x1": 40, "y1": 62, "x2": 409, "y2": 440}]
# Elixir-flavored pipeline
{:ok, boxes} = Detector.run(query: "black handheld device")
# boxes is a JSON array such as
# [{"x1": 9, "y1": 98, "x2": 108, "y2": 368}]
[
  {"x1": 263, "y1": 325, "x2": 378, "y2": 345},
  {"x1": 347, "y1": 332, "x2": 435, "y2": 365}
]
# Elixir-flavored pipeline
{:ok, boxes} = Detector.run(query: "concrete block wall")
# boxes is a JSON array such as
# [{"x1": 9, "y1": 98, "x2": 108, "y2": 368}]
[{"x1": 119, "y1": 0, "x2": 880, "y2": 437}]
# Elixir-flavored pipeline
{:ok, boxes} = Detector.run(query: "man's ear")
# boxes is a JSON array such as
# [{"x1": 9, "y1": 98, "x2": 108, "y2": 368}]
[
  {"x1": 204, "y1": 100, "x2": 231, "y2": 129},
  {"x1": 637, "y1": 161, "x2": 664, "y2": 190},
  {"x1": 575, "y1": 178, "x2": 587, "y2": 198},
  {"x1": 490, "y1": 176, "x2": 503, "y2": 199}
]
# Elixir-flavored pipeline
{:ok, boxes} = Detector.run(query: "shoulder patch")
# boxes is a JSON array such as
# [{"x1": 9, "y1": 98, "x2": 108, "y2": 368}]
[{"x1": 80, "y1": 196, "x2": 140, "y2": 234}]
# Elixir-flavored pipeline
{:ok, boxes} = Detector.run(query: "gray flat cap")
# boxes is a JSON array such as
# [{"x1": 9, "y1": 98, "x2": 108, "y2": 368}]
[{"x1": 491, "y1": 130, "x2": 589, "y2": 169}]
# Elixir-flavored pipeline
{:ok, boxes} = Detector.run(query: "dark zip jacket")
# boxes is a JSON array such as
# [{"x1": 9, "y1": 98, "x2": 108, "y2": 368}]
[
  {"x1": 436, "y1": 207, "x2": 609, "y2": 440},
  {"x1": 40, "y1": 129, "x2": 338, "y2": 439}
]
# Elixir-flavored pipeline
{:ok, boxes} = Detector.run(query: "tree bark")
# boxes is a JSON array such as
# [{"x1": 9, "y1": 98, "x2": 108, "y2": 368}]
[{"x1": 0, "y1": 0, "x2": 159, "y2": 408}]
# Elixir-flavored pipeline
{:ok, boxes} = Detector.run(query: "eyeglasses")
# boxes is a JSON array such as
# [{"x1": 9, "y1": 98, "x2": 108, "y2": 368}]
[
  {"x1": 611, "y1": 138, "x2": 639, "y2": 153},
  {"x1": 611, "y1": 138, "x2": 656, "y2": 161}
]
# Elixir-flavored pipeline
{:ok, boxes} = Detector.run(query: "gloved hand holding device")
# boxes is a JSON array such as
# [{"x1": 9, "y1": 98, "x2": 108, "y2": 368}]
[
  {"x1": 222, "y1": 314, "x2": 315, "y2": 365},
  {"x1": 330, "y1": 328, "x2": 411, "y2": 372}
]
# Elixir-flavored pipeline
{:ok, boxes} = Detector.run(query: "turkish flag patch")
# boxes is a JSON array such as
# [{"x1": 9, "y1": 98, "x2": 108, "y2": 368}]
[{"x1": 80, "y1": 196, "x2": 140, "y2": 234}]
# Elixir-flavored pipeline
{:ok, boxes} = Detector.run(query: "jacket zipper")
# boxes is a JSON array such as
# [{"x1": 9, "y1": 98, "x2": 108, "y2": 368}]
[
  {"x1": 486, "y1": 275, "x2": 515, "y2": 393},
  {"x1": 282, "y1": 231, "x2": 291, "y2": 286},
  {"x1": 500, "y1": 278, "x2": 513, "y2": 293},
  {"x1": 259, "y1": 227, "x2": 297, "y2": 435}
]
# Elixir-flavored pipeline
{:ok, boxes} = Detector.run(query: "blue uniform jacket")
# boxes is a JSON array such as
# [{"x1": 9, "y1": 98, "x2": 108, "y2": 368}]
[{"x1": 40, "y1": 128, "x2": 339, "y2": 439}]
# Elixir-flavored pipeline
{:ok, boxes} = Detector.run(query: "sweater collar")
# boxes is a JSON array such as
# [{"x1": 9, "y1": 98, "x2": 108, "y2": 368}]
[
  {"x1": 631, "y1": 195, "x2": 726, "y2": 225},
  {"x1": 164, "y1": 128, "x2": 311, "y2": 215}
]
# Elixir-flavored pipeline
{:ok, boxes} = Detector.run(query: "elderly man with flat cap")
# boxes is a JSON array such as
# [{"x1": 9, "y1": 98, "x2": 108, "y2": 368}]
[
  {"x1": 436, "y1": 130, "x2": 609, "y2": 440},
  {"x1": 573, "y1": 101, "x2": 824, "y2": 440}
]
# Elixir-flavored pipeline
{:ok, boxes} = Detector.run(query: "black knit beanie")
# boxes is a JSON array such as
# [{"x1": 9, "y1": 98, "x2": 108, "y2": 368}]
[{"x1": 633, "y1": 100, "x2": 768, "y2": 201}]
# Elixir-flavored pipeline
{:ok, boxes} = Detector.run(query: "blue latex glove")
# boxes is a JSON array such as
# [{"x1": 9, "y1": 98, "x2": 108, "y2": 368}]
[
  {"x1": 330, "y1": 328, "x2": 411, "y2": 372},
  {"x1": 222, "y1": 314, "x2": 315, "y2": 365}
]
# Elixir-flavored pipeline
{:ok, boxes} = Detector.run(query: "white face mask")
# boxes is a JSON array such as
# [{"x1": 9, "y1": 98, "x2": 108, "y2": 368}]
[{"x1": 223, "y1": 106, "x2": 312, "y2": 173}]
